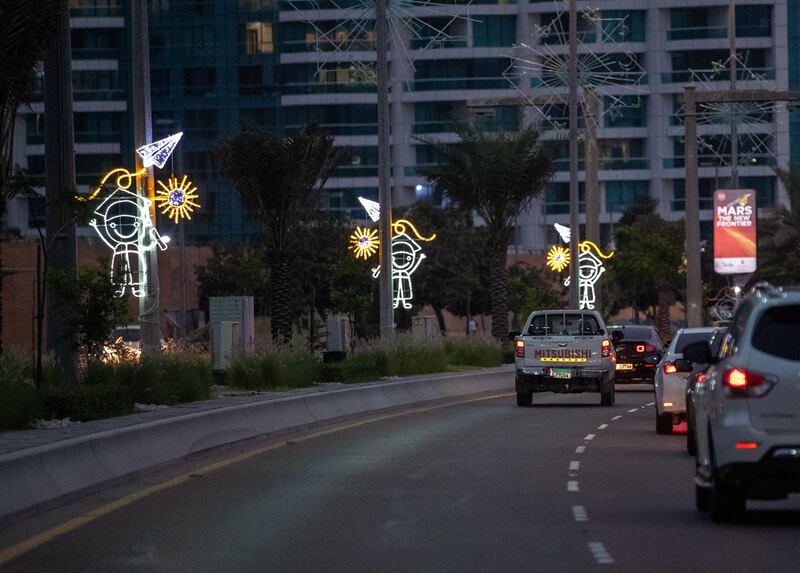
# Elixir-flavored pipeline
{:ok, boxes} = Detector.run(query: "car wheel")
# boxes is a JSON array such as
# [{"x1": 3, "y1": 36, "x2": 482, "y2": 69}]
[
  {"x1": 710, "y1": 472, "x2": 746, "y2": 523},
  {"x1": 687, "y1": 421, "x2": 697, "y2": 455},
  {"x1": 695, "y1": 483, "x2": 711, "y2": 511},
  {"x1": 656, "y1": 411, "x2": 673, "y2": 435},
  {"x1": 516, "y1": 392, "x2": 533, "y2": 407},
  {"x1": 600, "y1": 388, "x2": 615, "y2": 406}
]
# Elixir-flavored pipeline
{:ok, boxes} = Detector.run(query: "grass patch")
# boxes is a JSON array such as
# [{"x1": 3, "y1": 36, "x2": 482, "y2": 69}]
[
  {"x1": 227, "y1": 349, "x2": 322, "y2": 390},
  {"x1": 443, "y1": 337, "x2": 503, "y2": 368}
]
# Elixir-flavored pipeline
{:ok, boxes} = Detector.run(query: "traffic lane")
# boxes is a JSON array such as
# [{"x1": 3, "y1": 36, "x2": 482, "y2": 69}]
[
  {"x1": 1, "y1": 391, "x2": 649, "y2": 572},
  {"x1": 580, "y1": 404, "x2": 800, "y2": 571}
]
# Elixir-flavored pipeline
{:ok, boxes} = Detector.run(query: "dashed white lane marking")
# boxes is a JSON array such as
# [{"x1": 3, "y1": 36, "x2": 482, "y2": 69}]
[
  {"x1": 597, "y1": 424, "x2": 608, "y2": 430},
  {"x1": 646, "y1": 402, "x2": 655, "y2": 406},
  {"x1": 611, "y1": 415, "x2": 623, "y2": 420},
  {"x1": 628, "y1": 408, "x2": 639, "y2": 413},
  {"x1": 575, "y1": 446, "x2": 586, "y2": 454},
  {"x1": 569, "y1": 460, "x2": 581, "y2": 471},
  {"x1": 588, "y1": 542, "x2": 615, "y2": 565},
  {"x1": 567, "y1": 480, "x2": 580, "y2": 492},
  {"x1": 584, "y1": 434, "x2": 596, "y2": 441},
  {"x1": 572, "y1": 505, "x2": 588, "y2": 522}
]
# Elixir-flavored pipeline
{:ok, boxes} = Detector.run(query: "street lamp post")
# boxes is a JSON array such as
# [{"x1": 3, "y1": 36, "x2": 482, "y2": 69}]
[{"x1": 567, "y1": 0, "x2": 580, "y2": 309}]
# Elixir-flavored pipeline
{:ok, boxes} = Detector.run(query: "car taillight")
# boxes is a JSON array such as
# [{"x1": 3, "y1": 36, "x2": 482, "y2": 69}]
[
  {"x1": 601, "y1": 338, "x2": 611, "y2": 358},
  {"x1": 645, "y1": 344, "x2": 656, "y2": 353},
  {"x1": 696, "y1": 372, "x2": 706, "y2": 387},
  {"x1": 515, "y1": 339, "x2": 525, "y2": 358},
  {"x1": 663, "y1": 362, "x2": 677, "y2": 374},
  {"x1": 636, "y1": 344, "x2": 645, "y2": 353},
  {"x1": 722, "y1": 367, "x2": 770, "y2": 396}
]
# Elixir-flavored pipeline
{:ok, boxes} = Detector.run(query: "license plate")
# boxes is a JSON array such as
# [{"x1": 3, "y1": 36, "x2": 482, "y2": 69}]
[
  {"x1": 616, "y1": 363, "x2": 634, "y2": 370},
  {"x1": 551, "y1": 368, "x2": 572, "y2": 379}
]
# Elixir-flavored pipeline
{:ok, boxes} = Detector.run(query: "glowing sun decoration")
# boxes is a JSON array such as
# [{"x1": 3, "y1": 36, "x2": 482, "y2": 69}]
[
  {"x1": 155, "y1": 175, "x2": 201, "y2": 223},
  {"x1": 349, "y1": 226, "x2": 380, "y2": 260},
  {"x1": 546, "y1": 245, "x2": 571, "y2": 273}
]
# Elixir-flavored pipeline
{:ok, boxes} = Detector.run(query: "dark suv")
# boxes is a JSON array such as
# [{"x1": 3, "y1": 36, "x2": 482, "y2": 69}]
[{"x1": 609, "y1": 325, "x2": 664, "y2": 383}]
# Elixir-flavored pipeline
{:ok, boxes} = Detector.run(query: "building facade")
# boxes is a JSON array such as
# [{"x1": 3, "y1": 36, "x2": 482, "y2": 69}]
[{"x1": 5, "y1": 0, "x2": 798, "y2": 252}]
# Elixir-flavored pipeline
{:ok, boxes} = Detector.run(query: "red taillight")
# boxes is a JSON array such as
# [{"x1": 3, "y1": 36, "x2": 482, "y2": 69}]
[
  {"x1": 663, "y1": 363, "x2": 678, "y2": 375},
  {"x1": 515, "y1": 339, "x2": 525, "y2": 358},
  {"x1": 735, "y1": 442, "x2": 759, "y2": 450},
  {"x1": 722, "y1": 368, "x2": 765, "y2": 390},
  {"x1": 601, "y1": 338, "x2": 611, "y2": 358},
  {"x1": 636, "y1": 344, "x2": 645, "y2": 353},
  {"x1": 645, "y1": 344, "x2": 656, "y2": 353},
  {"x1": 695, "y1": 372, "x2": 706, "y2": 387}
]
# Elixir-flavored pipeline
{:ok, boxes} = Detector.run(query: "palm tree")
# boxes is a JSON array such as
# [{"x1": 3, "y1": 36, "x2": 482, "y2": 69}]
[
  {"x1": 0, "y1": 0, "x2": 61, "y2": 352},
  {"x1": 215, "y1": 126, "x2": 342, "y2": 343},
  {"x1": 421, "y1": 122, "x2": 555, "y2": 342}
]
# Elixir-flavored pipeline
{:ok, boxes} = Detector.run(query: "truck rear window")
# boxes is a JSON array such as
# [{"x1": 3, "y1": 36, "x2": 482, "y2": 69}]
[
  {"x1": 528, "y1": 313, "x2": 601, "y2": 336},
  {"x1": 752, "y1": 305, "x2": 800, "y2": 361}
]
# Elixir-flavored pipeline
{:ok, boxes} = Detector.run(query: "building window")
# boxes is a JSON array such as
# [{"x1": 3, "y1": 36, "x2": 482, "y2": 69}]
[
  {"x1": 736, "y1": 5, "x2": 771, "y2": 37},
  {"x1": 605, "y1": 180, "x2": 649, "y2": 213},
  {"x1": 601, "y1": 10, "x2": 645, "y2": 42},
  {"x1": 545, "y1": 182, "x2": 585, "y2": 215},
  {"x1": 239, "y1": 65, "x2": 265, "y2": 95},
  {"x1": 472, "y1": 16, "x2": 515, "y2": 47},
  {"x1": 245, "y1": 22, "x2": 273, "y2": 54},
  {"x1": 184, "y1": 108, "x2": 218, "y2": 138},
  {"x1": 184, "y1": 67, "x2": 215, "y2": 97}
]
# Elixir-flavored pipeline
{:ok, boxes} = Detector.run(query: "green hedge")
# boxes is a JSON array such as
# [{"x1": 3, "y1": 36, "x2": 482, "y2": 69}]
[
  {"x1": 0, "y1": 354, "x2": 38, "y2": 431},
  {"x1": 227, "y1": 350, "x2": 322, "y2": 390},
  {"x1": 443, "y1": 338, "x2": 503, "y2": 368},
  {"x1": 39, "y1": 384, "x2": 134, "y2": 422}
]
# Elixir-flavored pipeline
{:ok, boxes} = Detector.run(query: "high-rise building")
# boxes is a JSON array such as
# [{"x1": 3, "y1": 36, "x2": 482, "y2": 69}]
[{"x1": 6, "y1": 0, "x2": 798, "y2": 253}]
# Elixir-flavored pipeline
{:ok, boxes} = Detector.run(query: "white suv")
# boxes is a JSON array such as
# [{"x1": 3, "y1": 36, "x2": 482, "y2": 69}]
[{"x1": 690, "y1": 283, "x2": 800, "y2": 522}]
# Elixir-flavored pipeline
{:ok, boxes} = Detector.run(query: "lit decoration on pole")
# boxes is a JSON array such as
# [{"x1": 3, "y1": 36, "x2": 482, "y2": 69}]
[
  {"x1": 88, "y1": 167, "x2": 170, "y2": 298},
  {"x1": 155, "y1": 175, "x2": 201, "y2": 223},
  {"x1": 546, "y1": 245, "x2": 571, "y2": 273},
  {"x1": 349, "y1": 226, "x2": 380, "y2": 259},
  {"x1": 546, "y1": 224, "x2": 615, "y2": 310},
  {"x1": 357, "y1": 196, "x2": 381, "y2": 223},
  {"x1": 136, "y1": 132, "x2": 184, "y2": 169},
  {"x1": 371, "y1": 219, "x2": 436, "y2": 309}
]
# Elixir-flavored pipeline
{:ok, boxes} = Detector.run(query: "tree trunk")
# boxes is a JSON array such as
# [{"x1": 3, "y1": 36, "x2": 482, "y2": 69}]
[
  {"x1": 269, "y1": 255, "x2": 294, "y2": 345},
  {"x1": 433, "y1": 304, "x2": 447, "y2": 335},
  {"x1": 657, "y1": 287, "x2": 672, "y2": 343},
  {"x1": 489, "y1": 231, "x2": 510, "y2": 343}
]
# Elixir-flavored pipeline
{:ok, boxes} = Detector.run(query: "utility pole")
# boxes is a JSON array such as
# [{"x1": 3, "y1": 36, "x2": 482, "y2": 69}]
[
  {"x1": 728, "y1": 0, "x2": 738, "y2": 186},
  {"x1": 376, "y1": 0, "x2": 394, "y2": 338},
  {"x1": 567, "y1": 0, "x2": 580, "y2": 309},
  {"x1": 584, "y1": 90, "x2": 600, "y2": 311},
  {"x1": 132, "y1": 0, "x2": 161, "y2": 353},
  {"x1": 44, "y1": 0, "x2": 77, "y2": 373},
  {"x1": 683, "y1": 85, "x2": 703, "y2": 328}
]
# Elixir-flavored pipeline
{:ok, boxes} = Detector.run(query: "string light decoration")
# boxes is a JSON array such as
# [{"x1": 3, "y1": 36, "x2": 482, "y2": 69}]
[
  {"x1": 504, "y1": 2, "x2": 646, "y2": 132},
  {"x1": 155, "y1": 175, "x2": 201, "y2": 223},
  {"x1": 287, "y1": 0, "x2": 474, "y2": 87},
  {"x1": 349, "y1": 226, "x2": 380, "y2": 259},
  {"x1": 136, "y1": 132, "x2": 184, "y2": 169},
  {"x1": 673, "y1": 55, "x2": 777, "y2": 169},
  {"x1": 370, "y1": 219, "x2": 437, "y2": 309},
  {"x1": 87, "y1": 167, "x2": 170, "y2": 298},
  {"x1": 546, "y1": 245, "x2": 571, "y2": 272}
]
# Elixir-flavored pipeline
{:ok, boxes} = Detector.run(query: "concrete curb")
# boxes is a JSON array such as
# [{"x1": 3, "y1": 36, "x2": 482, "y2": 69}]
[{"x1": 0, "y1": 366, "x2": 513, "y2": 519}]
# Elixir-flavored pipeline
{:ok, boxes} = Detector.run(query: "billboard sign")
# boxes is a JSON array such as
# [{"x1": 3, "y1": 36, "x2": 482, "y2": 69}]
[{"x1": 713, "y1": 189, "x2": 757, "y2": 274}]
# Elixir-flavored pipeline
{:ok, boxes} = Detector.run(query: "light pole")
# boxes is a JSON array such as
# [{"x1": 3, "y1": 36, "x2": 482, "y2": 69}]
[{"x1": 567, "y1": 0, "x2": 580, "y2": 309}]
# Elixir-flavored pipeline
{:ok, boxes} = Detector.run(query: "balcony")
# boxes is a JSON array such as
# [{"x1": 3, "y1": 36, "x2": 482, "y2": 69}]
[
  {"x1": 600, "y1": 157, "x2": 649, "y2": 170},
  {"x1": 663, "y1": 154, "x2": 776, "y2": 169},
  {"x1": 661, "y1": 68, "x2": 775, "y2": 84},
  {"x1": 666, "y1": 26, "x2": 726, "y2": 41},
  {"x1": 282, "y1": 81, "x2": 376, "y2": 94},
  {"x1": 407, "y1": 77, "x2": 508, "y2": 92}
]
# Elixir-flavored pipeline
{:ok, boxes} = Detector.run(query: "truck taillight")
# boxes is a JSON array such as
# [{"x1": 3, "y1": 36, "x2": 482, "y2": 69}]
[
  {"x1": 601, "y1": 338, "x2": 611, "y2": 358},
  {"x1": 515, "y1": 339, "x2": 525, "y2": 358}
]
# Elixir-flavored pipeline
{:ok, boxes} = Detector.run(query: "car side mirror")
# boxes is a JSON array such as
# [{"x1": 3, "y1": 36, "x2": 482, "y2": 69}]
[
  {"x1": 508, "y1": 331, "x2": 520, "y2": 341},
  {"x1": 674, "y1": 358, "x2": 693, "y2": 373},
  {"x1": 683, "y1": 341, "x2": 714, "y2": 364},
  {"x1": 611, "y1": 330, "x2": 624, "y2": 342},
  {"x1": 643, "y1": 353, "x2": 662, "y2": 365}
]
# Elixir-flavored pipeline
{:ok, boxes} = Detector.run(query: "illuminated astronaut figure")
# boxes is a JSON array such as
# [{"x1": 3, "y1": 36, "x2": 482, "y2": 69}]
[
  {"x1": 90, "y1": 187, "x2": 169, "y2": 297},
  {"x1": 371, "y1": 220, "x2": 434, "y2": 310}
]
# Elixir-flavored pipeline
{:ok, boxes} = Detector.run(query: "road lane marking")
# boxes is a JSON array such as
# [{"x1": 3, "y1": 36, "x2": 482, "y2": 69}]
[
  {"x1": 611, "y1": 415, "x2": 622, "y2": 420},
  {"x1": 646, "y1": 402, "x2": 655, "y2": 406},
  {"x1": 572, "y1": 505, "x2": 588, "y2": 522},
  {"x1": 584, "y1": 434, "x2": 595, "y2": 441},
  {"x1": 628, "y1": 408, "x2": 639, "y2": 413},
  {"x1": 597, "y1": 424, "x2": 608, "y2": 430},
  {"x1": 588, "y1": 542, "x2": 615, "y2": 565},
  {"x1": 569, "y1": 461, "x2": 580, "y2": 471},
  {"x1": 575, "y1": 446, "x2": 586, "y2": 454},
  {"x1": 567, "y1": 481, "x2": 580, "y2": 492},
  {"x1": 0, "y1": 392, "x2": 512, "y2": 566}
]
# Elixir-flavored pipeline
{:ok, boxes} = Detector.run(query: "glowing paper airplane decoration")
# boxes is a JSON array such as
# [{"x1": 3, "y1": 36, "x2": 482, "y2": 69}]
[
  {"x1": 136, "y1": 132, "x2": 183, "y2": 169},
  {"x1": 357, "y1": 196, "x2": 381, "y2": 222},
  {"x1": 554, "y1": 223, "x2": 571, "y2": 244}
]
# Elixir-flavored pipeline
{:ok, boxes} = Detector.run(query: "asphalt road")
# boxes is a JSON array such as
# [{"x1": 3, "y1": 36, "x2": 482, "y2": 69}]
[{"x1": 2, "y1": 386, "x2": 799, "y2": 572}]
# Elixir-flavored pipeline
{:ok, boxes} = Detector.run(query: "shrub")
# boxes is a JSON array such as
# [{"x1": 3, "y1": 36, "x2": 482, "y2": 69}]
[
  {"x1": 39, "y1": 383, "x2": 133, "y2": 422},
  {"x1": 227, "y1": 350, "x2": 320, "y2": 390},
  {"x1": 443, "y1": 338, "x2": 503, "y2": 368},
  {"x1": 0, "y1": 354, "x2": 38, "y2": 431},
  {"x1": 321, "y1": 350, "x2": 387, "y2": 383},
  {"x1": 385, "y1": 339, "x2": 447, "y2": 377}
]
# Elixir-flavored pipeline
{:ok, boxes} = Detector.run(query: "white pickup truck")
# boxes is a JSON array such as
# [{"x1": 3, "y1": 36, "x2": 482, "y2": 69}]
[{"x1": 512, "y1": 310, "x2": 617, "y2": 407}]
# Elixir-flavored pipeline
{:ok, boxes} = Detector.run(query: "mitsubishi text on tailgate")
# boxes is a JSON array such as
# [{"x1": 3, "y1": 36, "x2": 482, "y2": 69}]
[{"x1": 513, "y1": 310, "x2": 616, "y2": 407}]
